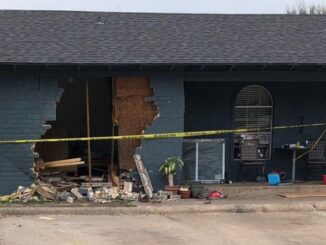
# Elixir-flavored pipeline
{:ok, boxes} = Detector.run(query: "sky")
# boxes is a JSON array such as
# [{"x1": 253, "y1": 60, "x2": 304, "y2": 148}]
[{"x1": 0, "y1": 0, "x2": 325, "y2": 14}]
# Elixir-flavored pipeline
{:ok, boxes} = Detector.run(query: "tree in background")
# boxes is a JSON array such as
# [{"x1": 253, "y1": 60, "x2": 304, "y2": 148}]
[{"x1": 287, "y1": 0, "x2": 326, "y2": 14}]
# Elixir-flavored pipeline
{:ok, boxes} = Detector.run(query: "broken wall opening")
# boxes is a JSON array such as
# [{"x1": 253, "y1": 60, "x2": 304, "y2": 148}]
[
  {"x1": 34, "y1": 75, "x2": 157, "y2": 189},
  {"x1": 35, "y1": 77, "x2": 113, "y2": 178}
]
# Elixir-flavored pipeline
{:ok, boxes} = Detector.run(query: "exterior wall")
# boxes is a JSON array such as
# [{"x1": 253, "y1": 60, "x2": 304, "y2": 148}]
[
  {"x1": 0, "y1": 75, "x2": 59, "y2": 194},
  {"x1": 185, "y1": 81, "x2": 326, "y2": 181},
  {"x1": 137, "y1": 74, "x2": 184, "y2": 190}
]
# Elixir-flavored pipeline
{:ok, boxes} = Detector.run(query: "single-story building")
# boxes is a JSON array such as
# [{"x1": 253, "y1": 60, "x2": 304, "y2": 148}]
[{"x1": 1, "y1": 10, "x2": 326, "y2": 194}]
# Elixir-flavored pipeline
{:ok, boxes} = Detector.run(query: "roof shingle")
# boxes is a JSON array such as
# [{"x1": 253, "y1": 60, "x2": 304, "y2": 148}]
[{"x1": 0, "y1": 10, "x2": 326, "y2": 64}]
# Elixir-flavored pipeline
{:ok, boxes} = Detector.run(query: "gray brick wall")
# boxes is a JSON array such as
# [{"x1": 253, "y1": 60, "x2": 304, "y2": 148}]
[
  {"x1": 0, "y1": 75, "x2": 59, "y2": 194},
  {"x1": 136, "y1": 74, "x2": 184, "y2": 191}
]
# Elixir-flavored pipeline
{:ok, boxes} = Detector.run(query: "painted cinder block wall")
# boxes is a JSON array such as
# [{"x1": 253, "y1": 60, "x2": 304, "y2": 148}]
[
  {"x1": 137, "y1": 74, "x2": 185, "y2": 190},
  {"x1": 0, "y1": 75, "x2": 60, "y2": 194},
  {"x1": 184, "y1": 81, "x2": 326, "y2": 181}
]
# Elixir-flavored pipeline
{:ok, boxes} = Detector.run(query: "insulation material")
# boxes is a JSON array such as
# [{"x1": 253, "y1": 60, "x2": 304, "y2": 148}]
[{"x1": 113, "y1": 76, "x2": 158, "y2": 170}]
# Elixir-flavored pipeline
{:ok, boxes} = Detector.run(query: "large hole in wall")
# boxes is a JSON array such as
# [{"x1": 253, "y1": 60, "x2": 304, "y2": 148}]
[
  {"x1": 34, "y1": 76, "x2": 158, "y2": 182},
  {"x1": 35, "y1": 77, "x2": 113, "y2": 177}
]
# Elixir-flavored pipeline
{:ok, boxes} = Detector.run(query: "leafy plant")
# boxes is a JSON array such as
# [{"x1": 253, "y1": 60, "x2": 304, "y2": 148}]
[{"x1": 159, "y1": 157, "x2": 184, "y2": 186}]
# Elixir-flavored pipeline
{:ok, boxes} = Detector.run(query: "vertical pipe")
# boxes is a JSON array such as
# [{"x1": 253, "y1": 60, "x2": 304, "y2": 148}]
[{"x1": 86, "y1": 79, "x2": 92, "y2": 182}]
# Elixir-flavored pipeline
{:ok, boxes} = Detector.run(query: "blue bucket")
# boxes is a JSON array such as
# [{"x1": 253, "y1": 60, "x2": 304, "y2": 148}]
[{"x1": 268, "y1": 173, "x2": 280, "y2": 185}]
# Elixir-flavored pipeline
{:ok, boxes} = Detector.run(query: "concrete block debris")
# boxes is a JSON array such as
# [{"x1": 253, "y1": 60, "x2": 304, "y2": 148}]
[
  {"x1": 157, "y1": 190, "x2": 174, "y2": 196},
  {"x1": 107, "y1": 187, "x2": 120, "y2": 199},
  {"x1": 1, "y1": 163, "x2": 190, "y2": 204},
  {"x1": 66, "y1": 196, "x2": 74, "y2": 204},
  {"x1": 169, "y1": 195, "x2": 181, "y2": 201},
  {"x1": 120, "y1": 193, "x2": 140, "y2": 201},
  {"x1": 87, "y1": 188, "x2": 95, "y2": 201},
  {"x1": 70, "y1": 187, "x2": 84, "y2": 200},
  {"x1": 81, "y1": 182, "x2": 112, "y2": 188},
  {"x1": 153, "y1": 190, "x2": 183, "y2": 201}
]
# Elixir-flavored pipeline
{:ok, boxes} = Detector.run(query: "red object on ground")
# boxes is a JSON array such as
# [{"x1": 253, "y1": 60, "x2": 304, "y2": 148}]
[
  {"x1": 323, "y1": 175, "x2": 326, "y2": 185},
  {"x1": 207, "y1": 191, "x2": 224, "y2": 200}
]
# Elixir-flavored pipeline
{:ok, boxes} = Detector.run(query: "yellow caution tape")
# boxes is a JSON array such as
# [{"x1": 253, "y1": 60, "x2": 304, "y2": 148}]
[
  {"x1": 0, "y1": 122, "x2": 325, "y2": 144},
  {"x1": 296, "y1": 128, "x2": 326, "y2": 161}
]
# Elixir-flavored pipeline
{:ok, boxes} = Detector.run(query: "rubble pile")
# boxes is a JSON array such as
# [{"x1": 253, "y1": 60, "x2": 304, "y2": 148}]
[
  {"x1": 0, "y1": 155, "x2": 185, "y2": 204},
  {"x1": 0, "y1": 179, "x2": 141, "y2": 204},
  {"x1": 0, "y1": 180, "x2": 183, "y2": 204}
]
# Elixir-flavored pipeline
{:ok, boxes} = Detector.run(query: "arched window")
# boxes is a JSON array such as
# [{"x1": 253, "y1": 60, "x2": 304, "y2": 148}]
[{"x1": 233, "y1": 85, "x2": 273, "y2": 160}]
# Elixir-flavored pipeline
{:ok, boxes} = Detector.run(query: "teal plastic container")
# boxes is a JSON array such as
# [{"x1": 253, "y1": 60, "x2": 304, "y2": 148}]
[{"x1": 268, "y1": 173, "x2": 280, "y2": 185}]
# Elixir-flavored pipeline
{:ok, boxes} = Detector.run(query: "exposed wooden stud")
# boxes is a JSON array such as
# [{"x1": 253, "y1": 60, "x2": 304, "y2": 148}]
[
  {"x1": 110, "y1": 77, "x2": 116, "y2": 182},
  {"x1": 85, "y1": 78, "x2": 92, "y2": 182}
]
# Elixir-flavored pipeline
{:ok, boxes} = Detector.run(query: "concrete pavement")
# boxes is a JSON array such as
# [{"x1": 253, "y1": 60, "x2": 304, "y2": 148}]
[{"x1": 1, "y1": 212, "x2": 326, "y2": 245}]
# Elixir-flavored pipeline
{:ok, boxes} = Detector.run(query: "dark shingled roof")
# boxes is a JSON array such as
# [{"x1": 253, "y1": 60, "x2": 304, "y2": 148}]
[{"x1": 0, "y1": 10, "x2": 326, "y2": 65}]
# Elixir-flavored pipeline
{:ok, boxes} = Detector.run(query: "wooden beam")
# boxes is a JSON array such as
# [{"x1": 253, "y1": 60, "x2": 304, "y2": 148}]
[
  {"x1": 44, "y1": 158, "x2": 82, "y2": 165},
  {"x1": 110, "y1": 77, "x2": 116, "y2": 181},
  {"x1": 85, "y1": 79, "x2": 92, "y2": 182},
  {"x1": 45, "y1": 161, "x2": 85, "y2": 168}
]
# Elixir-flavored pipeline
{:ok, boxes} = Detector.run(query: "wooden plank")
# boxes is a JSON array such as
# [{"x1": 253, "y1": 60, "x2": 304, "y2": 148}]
[
  {"x1": 86, "y1": 78, "x2": 92, "y2": 182},
  {"x1": 45, "y1": 161, "x2": 85, "y2": 168},
  {"x1": 110, "y1": 77, "x2": 116, "y2": 181},
  {"x1": 44, "y1": 158, "x2": 81, "y2": 166},
  {"x1": 279, "y1": 192, "x2": 326, "y2": 198}
]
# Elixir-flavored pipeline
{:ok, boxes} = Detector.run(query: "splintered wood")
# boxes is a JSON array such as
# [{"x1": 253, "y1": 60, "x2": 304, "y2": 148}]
[
  {"x1": 113, "y1": 77, "x2": 158, "y2": 170},
  {"x1": 134, "y1": 154, "x2": 153, "y2": 198}
]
